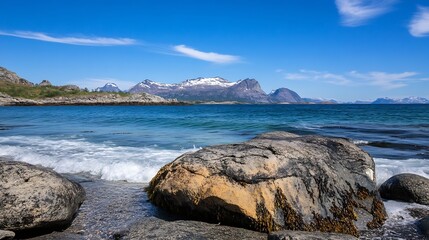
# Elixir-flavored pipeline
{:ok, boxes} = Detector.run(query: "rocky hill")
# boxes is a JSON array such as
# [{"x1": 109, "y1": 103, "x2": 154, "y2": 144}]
[
  {"x1": 268, "y1": 88, "x2": 302, "y2": 103},
  {"x1": 0, "y1": 67, "x2": 33, "y2": 86},
  {"x1": 128, "y1": 77, "x2": 303, "y2": 103},
  {"x1": 0, "y1": 67, "x2": 180, "y2": 106}
]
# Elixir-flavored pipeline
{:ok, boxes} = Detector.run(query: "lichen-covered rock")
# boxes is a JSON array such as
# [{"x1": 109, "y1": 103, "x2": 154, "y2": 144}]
[
  {"x1": 379, "y1": 173, "x2": 429, "y2": 205},
  {"x1": 268, "y1": 230, "x2": 357, "y2": 240},
  {"x1": 147, "y1": 132, "x2": 386, "y2": 237},
  {"x1": 0, "y1": 161, "x2": 85, "y2": 232}
]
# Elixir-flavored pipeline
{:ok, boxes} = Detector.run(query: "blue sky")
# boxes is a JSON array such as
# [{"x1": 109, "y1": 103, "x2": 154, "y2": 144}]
[{"x1": 1, "y1": 0, "x2": 428, "y2": 101}]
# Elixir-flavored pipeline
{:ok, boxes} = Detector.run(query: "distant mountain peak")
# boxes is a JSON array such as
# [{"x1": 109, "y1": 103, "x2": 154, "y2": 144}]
[
  {"x1": 95, "y1": 82, "x2": 122, "y2": 93},
  {"x1": 372, "y1": 97, "x2": 429, "y2": 104}
]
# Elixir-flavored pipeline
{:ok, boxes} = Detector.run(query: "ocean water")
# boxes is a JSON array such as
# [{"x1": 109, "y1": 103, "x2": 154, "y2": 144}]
[
  {"x1": 0, "y1": 104, "x2": 428, "y2": 183},
  {"x1": 1, "y1": 104, "x2": 429, "y2": 236}
]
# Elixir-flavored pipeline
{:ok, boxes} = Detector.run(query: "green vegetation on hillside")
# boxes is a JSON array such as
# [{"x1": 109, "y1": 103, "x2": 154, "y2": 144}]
[{"x1": 0, "y1": 82, "x2": 129, "y2": 99}]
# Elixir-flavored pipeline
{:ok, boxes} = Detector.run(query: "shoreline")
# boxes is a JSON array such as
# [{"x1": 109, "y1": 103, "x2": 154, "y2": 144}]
[
  {"x1": 21, "y1": 171, "x2": 427, "y2": 240},
  {"x1": 0, "y1": 92, "x2": 189, "y2": 107}
]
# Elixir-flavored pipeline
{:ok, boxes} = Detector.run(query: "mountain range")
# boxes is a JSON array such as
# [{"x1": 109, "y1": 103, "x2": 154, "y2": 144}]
[
  {"x1": 2, "y1": 66, "x2": 429, "y2": 104},
  {"x1": 113, "y1": 77, "x2": 303, "y2": 103},
  {"x1": 371, "y1": 97, "x2": 429, "y2": 104}
]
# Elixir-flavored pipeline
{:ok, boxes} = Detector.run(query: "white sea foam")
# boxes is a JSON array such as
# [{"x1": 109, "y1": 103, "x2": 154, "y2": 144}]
[
  {"x1": 352, "y1": 139, "x2": 369, "y2": 145},
  {"x1": 0, "y1": 136, "x2": 196, "y2": 183},
  {"x1": 374, "y1": 157, "x2": 429, "y2": 186}
]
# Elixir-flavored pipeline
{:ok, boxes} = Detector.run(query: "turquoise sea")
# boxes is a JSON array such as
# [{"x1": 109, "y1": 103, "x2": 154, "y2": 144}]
[{"x1": 0, "y1": 104, "x2": 428, "y2": 184}]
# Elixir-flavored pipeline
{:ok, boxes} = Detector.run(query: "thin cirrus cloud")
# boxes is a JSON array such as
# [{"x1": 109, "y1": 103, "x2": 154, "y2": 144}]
[
  {"x1": 173, "y1": 45, "x2": 240, "y2": 64},
  {"x1": 335, "y1": 0, "x2": 397, "y2": 27},
  {"x1": 0, "y1": 30, "x2": 137, "y2": 46},
  {"x1": 0, "y1": 30, "x2": 242, "y2": 64},
  {"x1": 409, "y1": 6, "x2": 429, "y2": 37},
  {"x1": 280, "y1": 69, "x2": 423, "y2": 90}
]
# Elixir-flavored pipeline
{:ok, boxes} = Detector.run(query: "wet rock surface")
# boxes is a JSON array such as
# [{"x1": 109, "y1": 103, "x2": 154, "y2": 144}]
[
  {"x1": 0, "y1": 230, "x2": 15, "y2": 240},
  {"x1": 418, "y1": 216, "x2": 429, "y2": 237},
  {"x1": 127, "y1": 217, "x2": 267, "y2": 240},
  {"x1": 268, "y1": 230, "x2": 357, "y2": 240},
  {"x1": 0, "y1": 161, "x2": 85, "y2": 233},
  {"x1": 148, "y1": 131, "x2": 386, "y2": 236},
  {"x1": 379, "y1": 173, "x2": 429, "y2": 205}
]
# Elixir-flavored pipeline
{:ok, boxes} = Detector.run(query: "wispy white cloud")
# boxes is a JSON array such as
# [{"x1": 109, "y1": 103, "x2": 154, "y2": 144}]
[
  {"x1": 335, "y1": 0, "x2": 397, "y2": 27},
  {"x1": 409, "y1": 6, "x2": 429, "y2": 37},
  {"x1": 349, "y1": 71, "x2": 418, "y2": 89},
  {"x1": 173, "y1": 45, "x2": 240, "y2": 64},
  {"x1": 0, "y1": 30, "x2": 137, "y2": 46},
  {"x1": 281, "y1": 69, "x2": 424, "y2": 89},
  {"x1": 283, "y1": 69, "x2": 352, "y2": 85}
]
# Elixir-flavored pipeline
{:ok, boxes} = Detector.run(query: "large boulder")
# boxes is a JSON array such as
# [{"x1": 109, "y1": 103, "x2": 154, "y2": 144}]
[
  {"x1": 147, "y1": 132, "x2": 386, "y2": 237},
  {"x1": 0, "y1": 161, "x2": 85, "y2": 232},
  {"x1": 379, "y1": 173, "x2": 429, "y2": 205}
]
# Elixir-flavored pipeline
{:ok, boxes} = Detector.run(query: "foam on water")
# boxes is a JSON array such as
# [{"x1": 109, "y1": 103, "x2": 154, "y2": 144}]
[
  {"x1": 0, "y1": 136, "x2": 196, "y2": 182},
  {"x1": 374, "y1": 157, "x2": 429, "y2": 185}
]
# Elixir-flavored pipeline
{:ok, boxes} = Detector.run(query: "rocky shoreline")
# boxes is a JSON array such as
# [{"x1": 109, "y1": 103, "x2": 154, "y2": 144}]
[
  {"x1": 0, "y1": 92, "x2": 186, "y2": 106},
  {"x1": 1, "y1": 132, "x2": 429, "y2": 239}
]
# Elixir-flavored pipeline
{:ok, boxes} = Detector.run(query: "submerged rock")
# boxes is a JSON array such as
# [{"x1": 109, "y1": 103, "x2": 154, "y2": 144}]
[
  {"x1": 268, "y1": 230, "x2": 357, "y2": 240},
  {"x1": 418, "y1": 216, "x2": 429, "y2": 237},
  {"x1": 0, "y1": 161, "x2": 85, "y2": 232},
  {"x1": 147, "y1": 131, "x2": 386, "y2": 236},
  {"x1": 126, "y1": 217, "x2": 267, "y2": 240},
  {"x1": 379, "y1": 173, "x2": 429, "y2": 205}
]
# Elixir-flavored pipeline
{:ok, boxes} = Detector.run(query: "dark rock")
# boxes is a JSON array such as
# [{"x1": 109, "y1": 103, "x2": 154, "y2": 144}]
[
  {"x1": 147, "y1": 131, "x2": 386, "y2": 237},
  {"x1": 126, "y1": 217, "x2": 267, "y2": 240},
  {"x1": 418, "y1": 216, "x2": 429, "y2": 237},
  {"x1": 0, "y1": 161, "x2": 85, "y2": 232},
  {"x1": 269, "y1": 88, "x2": 302, "y2": 103},
  {"x1": 379, "y1": 173, "x2": 429, "y2": 205},
  {"x1": 0, "y1": 230, "x2": 15, "y2": 240},
  {"x1": 268, "y1": 230, "x2": 357, "y2": 240},
  {"x1": 407, "y1": 208, "x2": 429, "y2": 219},
  {"x1": 39, "y1": 80, "x2": 52, "y2": 87}
]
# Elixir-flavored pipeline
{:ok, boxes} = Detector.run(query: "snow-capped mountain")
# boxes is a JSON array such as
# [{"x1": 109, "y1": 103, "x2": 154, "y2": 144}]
[
  {"x1": 129, "y1": 77, "x2": 302, "y2": 103},
  {"x1": 372, "y1": 97, "x2": 429, "y2": 104},
  {"x1": 180, "y1": 77, "x2": 236, "y2": 87},
  {"x1": 95, "y1": 83, "x2": 122, "y2": 93}
]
